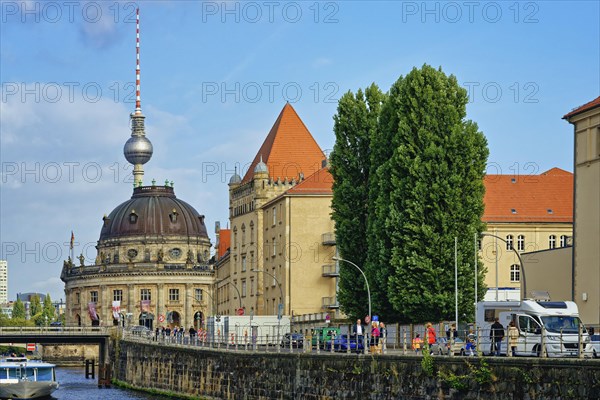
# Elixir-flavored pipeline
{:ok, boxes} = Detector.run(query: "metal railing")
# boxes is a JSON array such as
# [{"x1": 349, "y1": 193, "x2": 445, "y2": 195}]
[{"x1": 0, "y1": 326, "x2": 112, "y2": 336}]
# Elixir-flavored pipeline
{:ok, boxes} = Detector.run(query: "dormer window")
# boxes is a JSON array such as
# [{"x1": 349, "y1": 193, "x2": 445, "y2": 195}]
[
  {"x1": 169, "y1": 209, "x2": 178, "y2": 223},
  {"x1": 129, "y1": 210, "x2": 138, "y2": 224},
  {"x1": 547, "y1": 209, "x2": 553, "y2": 214},
  {"x1": 511, "y1": 209, "x2": 517, "y2": 214},
  {"x1": 103, "y1": 215, "x2": 110, "y2": 227}
]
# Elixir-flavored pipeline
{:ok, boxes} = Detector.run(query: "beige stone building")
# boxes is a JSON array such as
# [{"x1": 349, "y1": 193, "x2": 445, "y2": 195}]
[
  {"x1": 480, "y1": 168, "x2": 574, "y2": 301},
  {"x1": 564, "y1": 96, "x2": 600, "y2": 326},
  {"x1": 215, "y1": 104, "x2": 338, "y2": 321}
]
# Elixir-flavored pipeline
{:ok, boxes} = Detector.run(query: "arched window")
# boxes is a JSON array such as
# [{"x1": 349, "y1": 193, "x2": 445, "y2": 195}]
[
  {"x1": 510, "y1": 264, "x2": 520, "y2": 282},
  {"x1": 506, "y1": 235, "x2": 514, "y2": 250},
  {"x1": 549, "y1": 235, "x2": 556, "y2": 249},
  {"x1": 517, "y1": 235, "x2": 525, "y2": 251}
]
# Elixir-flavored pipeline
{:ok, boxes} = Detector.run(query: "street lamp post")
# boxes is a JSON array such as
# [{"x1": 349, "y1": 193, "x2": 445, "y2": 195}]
[
  {"x1": 332, "y1": 256, "x2": 371, "y2": 354},
  {"x1": 480, "y1": 233, "x2": 527, "y2": 300},
  {"x1": 251, "y1": 269, "x2": 284, "y2": 351}
]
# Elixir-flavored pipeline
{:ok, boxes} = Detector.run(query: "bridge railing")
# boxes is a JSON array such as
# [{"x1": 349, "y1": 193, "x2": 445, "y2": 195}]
[{"x1": 0, "y1": 326, "x2": 113, "y2": 336}]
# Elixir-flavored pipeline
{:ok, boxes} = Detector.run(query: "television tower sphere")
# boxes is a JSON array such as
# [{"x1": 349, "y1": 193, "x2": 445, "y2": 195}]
[{"x1": 124, "y1": 135, "x2": 153, "y2": 165}]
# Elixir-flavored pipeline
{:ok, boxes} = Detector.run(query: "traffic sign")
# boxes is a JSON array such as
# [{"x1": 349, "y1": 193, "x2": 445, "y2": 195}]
[
  {"x1": 237, "y1": 308, "x2": 244, "y2": 316},
  {"x1": 26, "y1": 343, "x2": 36, "y2": 352},
  {"x1": 158, "y1": 314, "x2": 165, "y2": 323}
]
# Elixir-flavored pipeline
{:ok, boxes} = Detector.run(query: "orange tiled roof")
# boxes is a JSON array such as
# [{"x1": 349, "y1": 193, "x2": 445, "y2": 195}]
[
  {"x1": 563, "y1": 96, "x2": 600, "y2": 119},
  {"x1": 483, "y1": 168, "x2": 573, "y2": 223},
  {"x1": 217, "y1": 229, "x2": 231, "y2": 258},
  {"x1": 286, "y1": 167, "x2": 333, "y2": 195},
  {"x1": 241, "y1": 103, "x2": 326, "y2": 184}
]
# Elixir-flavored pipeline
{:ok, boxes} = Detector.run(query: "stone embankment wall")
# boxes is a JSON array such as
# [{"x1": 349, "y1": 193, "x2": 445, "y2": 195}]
[
  {"x1": 40, "y1": 344, "x2": 99, "y2": 366},
  {"x1": 116, "y1": 340, "x2": 600, "y2": 399}
]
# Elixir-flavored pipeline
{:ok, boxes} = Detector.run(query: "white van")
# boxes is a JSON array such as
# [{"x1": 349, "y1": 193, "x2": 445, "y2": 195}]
[{"x1": 476, "y1": 300, "x2": 592, "y2": 357}]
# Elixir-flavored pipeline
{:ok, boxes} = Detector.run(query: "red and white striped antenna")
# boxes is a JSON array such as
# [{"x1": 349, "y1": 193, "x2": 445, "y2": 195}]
[{"x1": 135, "y1": 7, "x2": 141, "y2": 114}]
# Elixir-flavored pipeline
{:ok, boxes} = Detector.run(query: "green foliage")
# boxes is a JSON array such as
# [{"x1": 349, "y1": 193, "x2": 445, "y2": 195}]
[
  {"x1": 377, "y1": 65, "x2": 489, "y2": 322},
  {"x1": 420, "y1": 343, "x2": 434, "y2": 377},
  {"x1": 332, "y1": 65, "x2": 489, "y2": 323},
  {"x1": 439, "y1": 370, "x2": 469, "y2": 391},
  {"x1": 42, "y1": 293, "x2": 55, "y2": 322},
  {"x1": 468, "y1": 358, "x2": 494, "y2": 386},
  {"x1": 12, "y1": 299, "x2": 26, "y2": 320},
  {"x1": 30, "y1": 295, "x2": 42, "y2": 317},
  {"x1": 330, "y1": 84, "x2": 386, "y2": 320}
]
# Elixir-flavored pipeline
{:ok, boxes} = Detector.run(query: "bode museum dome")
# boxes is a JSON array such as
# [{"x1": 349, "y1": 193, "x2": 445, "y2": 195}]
[{"x1": 61, "y1": 19, "x2": 213, "y2": 329}]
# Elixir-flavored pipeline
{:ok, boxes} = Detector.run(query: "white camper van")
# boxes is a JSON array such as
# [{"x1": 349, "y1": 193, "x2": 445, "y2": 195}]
[{"x1": 476, "y1": 300, "x2": 592, "y2": 357}]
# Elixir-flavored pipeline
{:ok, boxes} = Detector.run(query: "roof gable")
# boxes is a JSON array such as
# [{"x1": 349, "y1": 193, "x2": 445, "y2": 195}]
[
  {"x1": 483, "y1": 169, "x2": 573, "y2": 223},
  {"x1": 242, "y1": 103, "x2": 325, "y2": 183},
  {"x1": 286, "y1": 167, "x2": 333, "y2": 195}
]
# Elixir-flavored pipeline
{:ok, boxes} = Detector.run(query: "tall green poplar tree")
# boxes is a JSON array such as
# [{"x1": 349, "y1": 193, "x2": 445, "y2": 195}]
[
  {"x1": 12, "y1": 299, "x2": 26, "y2": 320},
  {"x1": 330, "y1": 84, "x2": 385, "y2": 320},
  {"x1": 381, "y1": 65, "x2": 489, "y2": 322}
]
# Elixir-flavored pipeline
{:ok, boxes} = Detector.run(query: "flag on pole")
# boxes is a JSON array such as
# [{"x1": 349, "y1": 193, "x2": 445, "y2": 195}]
[{"x1": 70, "y1": 231, "x2": 75, "y2": 250}]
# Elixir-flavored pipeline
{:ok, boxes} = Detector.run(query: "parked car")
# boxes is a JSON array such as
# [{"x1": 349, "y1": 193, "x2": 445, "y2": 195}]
[
  {"x1": 324, "y1": 334, "x2": 364, "y2": 353},
  {"x1": 590, "y1": 334, "x2": 600, "y2": 358},
  {"x1": 434, "y1": 337, "x2": 467, "y2": 356},
  {"x1": 281, "y1": 333, "x2": 304, "y2": 348},
  {"x1": 311, "y1": 327, "x2": 341, "y2": 349}
]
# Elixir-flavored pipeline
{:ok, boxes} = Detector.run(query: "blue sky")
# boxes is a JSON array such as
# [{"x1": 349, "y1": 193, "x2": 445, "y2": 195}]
[{"x1": 1, "y1": 1, "x2": 599, "y2": 302}]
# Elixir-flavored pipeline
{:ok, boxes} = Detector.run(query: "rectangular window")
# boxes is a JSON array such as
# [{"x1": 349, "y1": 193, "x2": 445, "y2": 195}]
[
  {"x1": 169, "y1": 288, "x2": 179, "y2": 302},
  {"x1": 113, "y1": 289, "x2": 123, "y2": 302},
  {"x1": 250, "y1": 278, "x2": 254, "y2": 296},
  {"x1": 75, "y1": 292, "x2": 80, "y2": 305},
  {"x1": 272, "y1": 267, "x2": 276, "y2": 286},
  {"x1": 241, "y1": 256, "x2": 246, "y2": 272},
  {"x1": 194, "y1": 288, "x2": 203, "y2": 302},
  {"x1": 242, "y1": 280, "x2": 247, "y2": 297},
  {"x1": 272, "y1": 206, "x2": 277, "y2": 226},
  {"x1": 90, "y1": 291, "x2": 98, "y2": 303},
  {"x1": 549, "y1": 235, "x2": 556, "y2": 249},
  {"x1": 140, "y1": 289, "x2": 151, "y2": 301},
  {"x1": 272, "y1": 238, "x2": 276, "y2": 257},
  {"x1": 510, "y1": 264, "x2": 521, "y2": 282}
]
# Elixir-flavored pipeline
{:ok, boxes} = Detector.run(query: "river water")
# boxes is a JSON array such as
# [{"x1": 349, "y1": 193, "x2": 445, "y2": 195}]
[{"x1": 50, "y1": 368, "x2": 168, "y2": 399}]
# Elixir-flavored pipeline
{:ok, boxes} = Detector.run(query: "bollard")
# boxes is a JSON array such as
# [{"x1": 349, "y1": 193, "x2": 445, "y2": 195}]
[
  {"x1": 541, "y1": 326, "x2": 547, "y2": 357},
  {"x1": 403, "y1": 331, "x2": 407, "y2": 355},
  {"x1": 578, "y1": 324, "x2": 584, "y2": 359}
]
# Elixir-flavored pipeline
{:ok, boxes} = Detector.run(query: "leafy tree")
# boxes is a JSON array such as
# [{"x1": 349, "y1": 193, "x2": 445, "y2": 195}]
[
  {"x1": 330, "y1": 84, "x2": 385, "y2": 320},
  {"x1": 12, "y1": 299, "x2": 26, "y2": 319},
  {"x1": 42, "y1": 293, "x2": 55, "y2": 322},
  {"x1": 380, "y1": 65, "x2": 488, "y2": 322},
  {"x1": 332, "y1": 65, "x2": 488, "y2": 323},
  {"x1": 30, "y1": 295, "x2": 42, "y2": 318}
]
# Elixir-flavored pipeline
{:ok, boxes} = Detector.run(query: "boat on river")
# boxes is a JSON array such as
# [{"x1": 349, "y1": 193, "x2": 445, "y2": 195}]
[{"x1": 0, "y1": 357, "x2": 59, "y2": 399}]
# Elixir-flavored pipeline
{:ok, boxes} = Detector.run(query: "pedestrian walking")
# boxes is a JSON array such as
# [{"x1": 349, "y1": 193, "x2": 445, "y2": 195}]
[
  {"x1": 490, "y1": 318, "x2": 505, "y2": 356},
  {"x1": 507, "y1": 321, "x2": 519, "y2": 357},
  {"x1": 412, "y1": 334, "x2": 423, "y2": 355},
  {"x1": 426, "y1": 323, "x2": 436, "y2": 355}
]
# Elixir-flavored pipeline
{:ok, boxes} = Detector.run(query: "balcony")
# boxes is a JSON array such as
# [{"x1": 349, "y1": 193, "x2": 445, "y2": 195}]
[
  {"x1": 321, "y1": 264, "x2": 339, "y2": 277},
  {"x1": 321, "y1": 296, "x2": 339, "y2": 309},
  {"x1": 321, "y1": 232, "x2": 336, "y2": 246}
]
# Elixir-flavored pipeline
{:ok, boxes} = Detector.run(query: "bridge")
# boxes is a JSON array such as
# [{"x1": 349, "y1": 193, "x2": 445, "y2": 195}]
[{"x1": 0, "y1": 326, "x2": 114, "y2": 386}]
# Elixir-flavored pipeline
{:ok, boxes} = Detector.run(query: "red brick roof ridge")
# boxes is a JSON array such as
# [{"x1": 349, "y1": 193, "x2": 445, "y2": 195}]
[{"x1": 563, "y1": 96, "x2": 600, "y2": 119}]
